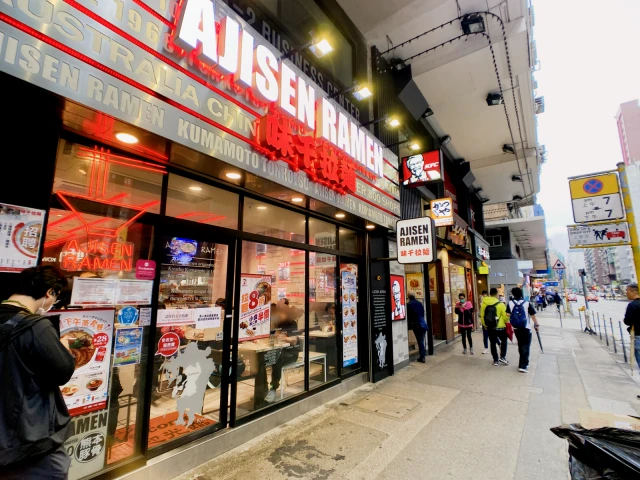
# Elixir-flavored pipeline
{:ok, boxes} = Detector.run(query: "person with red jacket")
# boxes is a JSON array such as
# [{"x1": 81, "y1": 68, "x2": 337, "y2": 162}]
[{"x1": 455, "y1": 292, "x2": 475, "y2": 354}]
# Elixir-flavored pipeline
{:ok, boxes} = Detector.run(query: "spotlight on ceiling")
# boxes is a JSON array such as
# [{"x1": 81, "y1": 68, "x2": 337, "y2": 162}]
[
  {"x1": 512, "y1": 194, "x2": 523, "y2": 201},
  {"x1": 423, "y1": 108, "x2": 434, "y2": 118},
  {"x1": 309, "y1": 33, "x2": 333, "y2": 58},
  {"x1": 115, "y1": 132, "x2": 138, "y2": 144},
  {"x1": 461, "y1": 13, "x2": 486, "y2": 35},
  {"x1": 335, "y1": 213, "x2": 346, "y2": 219},
  {"x1": 352, "y1": 84, "x2": 373, "y2": 101},
  {"x1": 502, "y1": 144, "x2": 515, "y2": 154},
  {"x1": 225, "y1": 172, "x2": 242, "y2": 180},
  {"x1": 409, "y1": 141, "x2": 421, "y2": 151},
  {"x1": 440, "y1": 135, "x2": 451, "y2": 146},
  {"x1": 511, "y1": 175, "x2": 523, "y2": 182},
  {"x1": 385, "y1": 116, "x2": 401, "y2": 128},
  {"x1": 486, "y1": 93, "x2": 503, "y2": 106},
  {"x1": 366, "y1": 224, "x2": 375, "y2": 230}
]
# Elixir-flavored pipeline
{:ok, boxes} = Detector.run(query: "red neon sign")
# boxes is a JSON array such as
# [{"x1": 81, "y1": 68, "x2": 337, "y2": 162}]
[{"x1": 61, "y1": 238, "x2": 134, "y2": 272}]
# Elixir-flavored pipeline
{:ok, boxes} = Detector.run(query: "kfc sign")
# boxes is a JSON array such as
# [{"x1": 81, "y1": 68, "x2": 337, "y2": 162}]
[
  {"x1": 401, "y1": 150, "x2": 442, "y2": 186},
  {"x1": 169, "y1": 0, "x2": 384, "y2": 192}
]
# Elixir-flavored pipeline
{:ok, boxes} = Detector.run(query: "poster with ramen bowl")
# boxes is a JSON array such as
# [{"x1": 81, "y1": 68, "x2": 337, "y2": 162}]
[
  {"x1": 238, "y1": 274, "x2": 272, "y2": 342},
  {"x1": 57, "y1": 309, "x2": 115, "y2": 416}
]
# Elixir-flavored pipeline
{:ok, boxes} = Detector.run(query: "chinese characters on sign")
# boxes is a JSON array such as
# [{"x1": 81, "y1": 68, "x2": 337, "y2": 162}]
[
  {"x1": 430, "y1": 198, "x2": 454, "y2": 227},
  {"x1": 57, "y1": 309, "x2": 115, "y2": 417},
  {"x1": 64, "y1": 410, "x2": 109, "y2": 480},
  {"x1": 341, "y1": 272, "x2": 358, "y2": 367},
  {"x1": 569, "y1": 173, "x2": 624, "y2": 223},
  {"x1": 568, "y1": 222, "x2": 631, "y2": 247},
  {"x1": 239, "y1": 274, "x2": 272, "y2": 342},
  {"x1": 396, "y1": 218, "x2": 436, "y2": 264},
  {"x1": 0, "y1": 203, "x2": 44, "y2": 272},
  {"x1": 114, "y1": 327, "x2": 143, "y2": 366}
]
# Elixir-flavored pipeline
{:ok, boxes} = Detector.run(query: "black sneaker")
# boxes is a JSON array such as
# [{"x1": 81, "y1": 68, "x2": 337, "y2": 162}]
[
  {"x1": 493, "y1": 361, "x2": 499, "y2": 366},
  {"x1": 498, "y1": 357, "x2": 509, "y2": 365}
]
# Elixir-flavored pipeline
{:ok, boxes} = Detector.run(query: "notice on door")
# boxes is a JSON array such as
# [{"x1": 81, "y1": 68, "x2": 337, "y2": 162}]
[{"x1": 239, "y1": 274, "x2": 272, "y2": 342}]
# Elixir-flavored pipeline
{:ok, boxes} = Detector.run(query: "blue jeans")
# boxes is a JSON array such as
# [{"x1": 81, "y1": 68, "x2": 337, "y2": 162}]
[
  {"x1": 634, "y1": 337, "x2": 640, "y2": 371},
  {"x1": 413, "y1": 326, "x2": 427, "y2": 358},
  {"x1": 514, "y1": 327, "x2": 532, "y2": 369}
]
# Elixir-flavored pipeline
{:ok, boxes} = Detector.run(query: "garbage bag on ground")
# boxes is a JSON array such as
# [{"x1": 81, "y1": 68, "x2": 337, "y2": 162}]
[{"x1": 551, "y1": 424, "x2": 640, "y2": 480}]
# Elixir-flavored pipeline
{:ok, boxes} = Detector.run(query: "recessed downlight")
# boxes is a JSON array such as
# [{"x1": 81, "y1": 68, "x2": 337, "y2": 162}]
[
  {"x1": 225, "y1": 172, "x2": 242, "y2": 180},
  {"x1": 366, "y1": 224, "x2": 375, "y2": 230},
  {"x1": 189, "y1": 185, "x2": 202, "y2": 192},
  {"x1": 257, "y1": 206, "x2": 267, "y2": 210},
  {"x1": 292, "y1": 197, "x2": 304, "y2": 203},
  {"x1": 115, "y1": 132, "x2": 138, "y2": 144},
  {"x1": 335, "y1": 213, "x2": 346, "y2": 219},
  {"x1": 78, "y1": 169, "x2": 87, "y2": 175}
]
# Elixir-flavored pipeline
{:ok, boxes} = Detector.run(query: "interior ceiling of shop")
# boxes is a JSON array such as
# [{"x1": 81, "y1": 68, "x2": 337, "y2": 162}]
[{"x1": 338, "y1": 0, "x2": 539, "y2": 204}]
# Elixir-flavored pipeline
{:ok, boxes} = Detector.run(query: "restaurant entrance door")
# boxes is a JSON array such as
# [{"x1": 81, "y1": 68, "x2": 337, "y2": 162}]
[{"x1": 146, "y1": 221, "x2": 236, "y2": 455}]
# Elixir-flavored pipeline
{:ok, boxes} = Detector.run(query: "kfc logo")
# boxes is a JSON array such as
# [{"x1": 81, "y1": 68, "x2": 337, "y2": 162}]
[{"x1": 402, "y1": 150, "x2": 442, "y2": 186}]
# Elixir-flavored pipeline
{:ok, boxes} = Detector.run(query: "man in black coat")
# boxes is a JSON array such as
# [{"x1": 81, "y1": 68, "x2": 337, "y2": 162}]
[{"x1": 407, "y1": 293, "x2": 427, "y2": 363}]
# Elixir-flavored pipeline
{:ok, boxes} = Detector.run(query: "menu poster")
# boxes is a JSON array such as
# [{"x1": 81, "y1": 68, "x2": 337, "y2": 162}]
[
  {"x1": 341, "y1": 272, "x2": 358, "y2": 367},
  {"x1": 115, "y1": 279, "x2": 153, "y2": 305},
  {"x1": 277, "y1": 262, "x2": 290, "y2": 282},
  {"x1": 57, "y1": 309, "x2": 114, "y2": 416},
  {"x1": 70, "y1": 278, "x2": 117, "y2": 306},
  {"x1": 239, "y1": 274, "x2": 272, "y2": 342},
  {"x1": 0, "y1": 203, "x2": 45, "y2": 272},
  {"x1": 390, "y1": 275, "x2": 406, "y2": 321},
  {"x1": 406, "y1": 273, "x2": 424, "y2": 299},
  {"x1": 114, "y1": 327, "x2": 143, "y2": 366},
  {"x1": 64, "y1": 409, "x2": 109, "y2": 480}
]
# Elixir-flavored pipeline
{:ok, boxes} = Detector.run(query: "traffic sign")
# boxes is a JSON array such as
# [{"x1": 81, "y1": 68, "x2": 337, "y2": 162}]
[
  {"x1": 569, "y1": 173, "x2": 625, "y2": 223},
  {"x1": 567, "y1": 222, "x2": 631, "y2": 247},
  {"x1": 552, "y1": 259, "x2": 566, "y2": 270}
]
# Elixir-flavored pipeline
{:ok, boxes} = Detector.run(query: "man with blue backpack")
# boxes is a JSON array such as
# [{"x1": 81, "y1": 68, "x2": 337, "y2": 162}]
[{"x1": 507, "y1": 287, "x2": 540, "y2": 373}]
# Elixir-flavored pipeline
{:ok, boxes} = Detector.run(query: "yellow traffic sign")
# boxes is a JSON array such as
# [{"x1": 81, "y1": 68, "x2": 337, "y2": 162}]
[{"x1": 569, "y1": 173, "x2": 620, "y2": 199}]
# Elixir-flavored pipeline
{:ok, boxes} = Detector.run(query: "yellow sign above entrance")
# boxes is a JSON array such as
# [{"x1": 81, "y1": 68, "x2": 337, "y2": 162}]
[{"x1": 569, "y1": 173, "x2": 620, "y2": 199}]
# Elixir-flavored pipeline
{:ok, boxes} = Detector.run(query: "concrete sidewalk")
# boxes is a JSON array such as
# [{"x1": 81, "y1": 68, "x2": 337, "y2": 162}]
[{"x1": 176, "y1": 312, "x2": 640, "y2": 480}]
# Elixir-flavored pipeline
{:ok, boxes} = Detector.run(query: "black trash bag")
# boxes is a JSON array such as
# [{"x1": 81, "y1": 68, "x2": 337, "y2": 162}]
[{"x1": 551, "y1": 424, "x2": 640, "y2": 480}]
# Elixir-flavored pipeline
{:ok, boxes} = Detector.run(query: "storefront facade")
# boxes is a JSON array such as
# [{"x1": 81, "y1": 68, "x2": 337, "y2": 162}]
[{"x1": 0, "y1": 1, "x2": 401, "y2": 478}]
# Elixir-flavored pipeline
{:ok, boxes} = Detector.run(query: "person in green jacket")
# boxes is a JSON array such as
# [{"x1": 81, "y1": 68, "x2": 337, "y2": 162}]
[{"x1": 480, "y1": 288, "x2": 509, "y2": 366}]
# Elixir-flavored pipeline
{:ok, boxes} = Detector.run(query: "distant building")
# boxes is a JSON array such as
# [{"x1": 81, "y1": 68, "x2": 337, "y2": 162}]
[{"x1": 616, "y1": 100, "x2": 640, "y2": 166}]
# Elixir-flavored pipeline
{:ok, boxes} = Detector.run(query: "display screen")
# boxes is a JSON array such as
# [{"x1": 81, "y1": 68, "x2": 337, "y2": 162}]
[{"x1": 401, "y1": 150, "x2": 442, "y2": 186}]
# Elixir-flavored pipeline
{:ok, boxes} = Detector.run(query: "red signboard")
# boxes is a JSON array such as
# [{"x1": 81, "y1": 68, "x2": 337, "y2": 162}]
[{"x1": 401, "y1": 150, "x2": 442, "y2": 186}]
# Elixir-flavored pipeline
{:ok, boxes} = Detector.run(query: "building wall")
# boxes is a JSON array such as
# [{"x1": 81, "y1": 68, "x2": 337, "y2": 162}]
[
  {"x1": 486, "y1": 227, "x2": 513, "y2": 259},
  {"x1": 616, "y1": 100, "x2": 640, "y2": 166}
]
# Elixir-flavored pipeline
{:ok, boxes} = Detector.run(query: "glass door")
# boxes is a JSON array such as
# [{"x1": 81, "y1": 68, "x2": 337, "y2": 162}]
[{"x1": 147, "y1": 223, "x2": 235, "y2": 453}]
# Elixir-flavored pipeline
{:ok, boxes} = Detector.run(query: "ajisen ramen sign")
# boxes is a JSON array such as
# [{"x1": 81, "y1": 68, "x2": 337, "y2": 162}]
[{"x1": 169, "y1": 0, "x2": 384, "y2": 194}]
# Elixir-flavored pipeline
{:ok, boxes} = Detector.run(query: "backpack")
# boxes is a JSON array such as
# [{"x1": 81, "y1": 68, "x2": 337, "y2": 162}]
[
  {"x1": 484, "y1": 303, "x2": 499, "y2": 329},
  {"x1": 510, "y1": 300, "x2": 528, "y2": 329}
]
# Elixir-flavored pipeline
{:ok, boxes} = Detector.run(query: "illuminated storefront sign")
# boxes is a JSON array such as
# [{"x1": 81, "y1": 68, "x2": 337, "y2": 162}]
[{"x1": 61, "y1": 238, "x2": 134, "y2": 272}]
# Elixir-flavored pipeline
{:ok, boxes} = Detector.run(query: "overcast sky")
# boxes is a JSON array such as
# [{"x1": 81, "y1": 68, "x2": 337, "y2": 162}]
[{"x1": 534, "y1": 0, "x2": 640, "y2": 256}]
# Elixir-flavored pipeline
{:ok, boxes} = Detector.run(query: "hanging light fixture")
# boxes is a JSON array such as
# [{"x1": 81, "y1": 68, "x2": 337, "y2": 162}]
[{"x1": 461, "y1": 13, "x2": 485, "y2": 34}]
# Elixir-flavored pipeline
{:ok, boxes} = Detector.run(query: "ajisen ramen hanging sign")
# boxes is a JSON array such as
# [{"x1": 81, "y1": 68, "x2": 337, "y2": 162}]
[{"x1": 168, "y1": 0, "x2": 384, "y2": 194}]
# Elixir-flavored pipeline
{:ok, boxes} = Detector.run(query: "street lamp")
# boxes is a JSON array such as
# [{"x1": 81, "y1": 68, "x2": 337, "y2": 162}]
[
  {"x1": 282, "y1": 30, "x2": 334, "y2": 60},
  {"x1": 327, "y1": 82, "x2": 373, "y2": 101}
]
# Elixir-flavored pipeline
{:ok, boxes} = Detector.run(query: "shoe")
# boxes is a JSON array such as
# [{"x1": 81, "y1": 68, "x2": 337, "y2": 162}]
[
  {"x1": 498, "y1": 358, "x2": 509, "y2": 365},
  {"x1": 265, "y1": 389, "x2": 276, "y2": 403},
  {"x1": 482, "y1": 348, "x2": 489, "y2": 354},
  {"x1": 519, "y1": 367, "x2": 529, "y2": 373},
  {"x1": 493, "y1": 361, "x2": 499, "y2": 366},
  {"x1": 470, "y1": 348, "x2": 474, "y2": 355},
  {"x1": 418, "y1": 357, "x2": 426, "y2": 363},
  {"x1": 463, "y1": 348, "x2": 467, "y2": 354}
]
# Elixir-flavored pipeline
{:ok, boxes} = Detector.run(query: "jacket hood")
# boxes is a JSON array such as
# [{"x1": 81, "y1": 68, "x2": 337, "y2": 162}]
[
  {"x1": 482, "y1": 296, "x2": 500, "y2": 306},
  {"x1": 0, "y1": 303, "x2": 28, "y2": 322}
]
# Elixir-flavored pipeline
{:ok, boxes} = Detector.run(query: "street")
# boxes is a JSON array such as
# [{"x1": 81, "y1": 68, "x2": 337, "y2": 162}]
[{"x1": 175, "y1": 310, "x2": 640, "y2": 480}]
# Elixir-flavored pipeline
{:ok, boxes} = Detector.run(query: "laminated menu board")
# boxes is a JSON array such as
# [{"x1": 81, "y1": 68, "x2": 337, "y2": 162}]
[
  {"x1": 238, "y1": 274, "x2": 272, "y2": 342},
  {"x1": 342, "y1": 272, "x2": 358, "y2": 367},
  {"x1": 57, "y1": 309, "x2": 114, "y2": 416},
  {"x1": 0, "y1": 203, "x2": 44, "y2": 272}
]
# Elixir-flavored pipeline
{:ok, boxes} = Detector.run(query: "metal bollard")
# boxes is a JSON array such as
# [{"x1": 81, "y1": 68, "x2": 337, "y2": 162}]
[
  {"x1": 619, "y1": 321, "x2": 628, "y2": 363},
  {"x1": 610, "y1": 318, "x2": 617, "y2": 354},
  {"x1": 604, "y1": 320, "x2": 609, "y2": 346},
  {"x1": 579, "y1": 310, "x2": 583, "y2": 330},
  {"x1": 597, "y1": 313, "x2": 603, "y2": 340}
]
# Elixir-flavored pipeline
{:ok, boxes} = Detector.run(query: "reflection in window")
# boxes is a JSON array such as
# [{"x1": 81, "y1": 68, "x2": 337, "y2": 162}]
[
  {"x1": 309, "y1": 252, "x2": 337, "y2": 387},
  {"x1": 309, "y1": 218, "x2": 336, "y2": 248},
  {"x1": 243, "y1": 198, "x2": 305, "y2": 242},
  {"x1": 166, "y1": 175, "x2": 239, "y2": 229},
  {"x1": 339, "y1": 227, "x2": 360, "y2": 254},
  {"x1": 236, "y1": 242, "x2": 307, "y2": 417}
]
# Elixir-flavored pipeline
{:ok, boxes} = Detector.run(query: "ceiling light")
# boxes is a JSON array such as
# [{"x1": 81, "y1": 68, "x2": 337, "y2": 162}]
[
  {"x1": 189, "y1": 185, "x2": 202, "y2": 192},
  {"x1": 440, "y1": 135, "x2": 451, "y2": 146},
  {"x1": 292, "y1": 197, "x2": 304, "y2": 203},
  {"x1": 503, "y1": 144, "x2": 515, "y2": 154},
  {"x1": 512, "y1": 195, "x2": 523, "y2": 201},
  {"x1": 366, "y1": 224, "x2": 375, "y2": 230},
  {"x1": 115, "y1": 132, "x2": 138, "y2": 144},
  {"x1": 309, "y1": 36, "x2": 333, "y2": 58},
  {"x1": 423, "y1": 108, "x2": 434, "y2": 118},
  {"x1": 352, "y1": 85, "x2": 372, "y2": 101},
  {"x1": 511, "y1": 175, "x2": 523, "y2": 182},
  {"x1": 257, "y1": 206, "x2": 267, "y2": 210},
  {"x1": 225, "y1": 172, "x2": 242, "y2": 180},
  {"x1": 409, "y1": 141, "x2": 421, "y2": 151},
  {"x1": 486, "y1": 93, "x2": 503, "y2": 106},
  {"x1": 335, "y1": 213, "x2": 346, "y2": 219},
  {"x1": 461, "y1": 13, "x2": 486, "y2": 35},
  {"x1": 78, "y1": 169, "x2": 87, "y2": 175},
  {"x1": 386, "y1": 117, "x2": 401, "y2": 128}
]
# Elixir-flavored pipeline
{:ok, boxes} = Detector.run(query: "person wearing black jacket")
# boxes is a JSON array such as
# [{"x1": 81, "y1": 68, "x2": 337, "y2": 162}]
[
  {"x1": 407, "y1": 293, "x2": 427, "y2": 362},
  {"x1": 0, "y1": 266, "x2": 74, "y2": 479},
  {"x1": 623, "y1": 284, "x2": 640, "y2": 375}
]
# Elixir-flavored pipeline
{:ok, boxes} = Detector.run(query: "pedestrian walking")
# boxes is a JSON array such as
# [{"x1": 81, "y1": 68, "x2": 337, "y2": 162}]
[
  {"x1": 535, "y1": 292, "x2": 544, "y2": 312},
  {"x1": 541, "y1": 292, "x2": 548, "y2": 311},
  {"x1": 407, "y1": 292, "x2": 427, "y2": 363},
  {"x1": 553, "y1": 291, "x2": 562, "y2": 315},
  {"x1": 507, "y1": 287, "x2": 540, "y2": 373},
  {"x1": 455, "y1": 292, "x2": 475, "y2": 354},
  {"x1": 622, "y1": 284, "x2": 640, "y2": 372},
  {"x1": 0, "y1": 266, "x2": 75, "y2": 479},
  {"x1": 481, "y1": 288, "x2": 509, "y2": 366},
  {"x1": 480, "y1": 290, "x2": 491, "y2": 354}
]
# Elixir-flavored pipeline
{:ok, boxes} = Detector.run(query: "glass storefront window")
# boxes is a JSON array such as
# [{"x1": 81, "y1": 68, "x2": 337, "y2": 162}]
[
  {"x1": 308, "y1": 218, "x2": 336, "y2": 248},
  {"x1": 149, "y1": 239, "x2": 230, "y2": 450},
  {"x1": 243, "y1": 198, "x2": 305, "y2": 242},
  {"x1": 53, "y1": 139, "x2": 163, "y2": 214},
  {"x1": 309, "y1": 252, "x2": 337, "y2": 386},
  {"x1": 166, "y1": 175, "x2": 239, "y2": 229},
  {"x1": 236, "y1": 241, "x2": 307, "y2": 416},
  {"x1": 339, "y1": 227, "x2": 360, "y2": 254}
]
